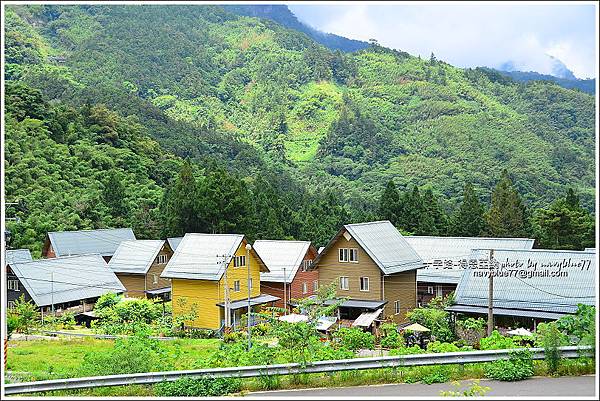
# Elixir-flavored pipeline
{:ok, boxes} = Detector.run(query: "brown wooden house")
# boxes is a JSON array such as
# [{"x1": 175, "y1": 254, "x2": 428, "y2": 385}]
[
  {"x1": 107, "y1": 240, "x2": 173, "y2": 299},
  {"x1": 254, "y1": 240, "x2": 319, "y2": 310},
  {"x1": 312, "y1": 221, "x2": 425, "y2": 324},
  {"x1": 42, "y1": 228, "x2": 136, "y2": 262}
]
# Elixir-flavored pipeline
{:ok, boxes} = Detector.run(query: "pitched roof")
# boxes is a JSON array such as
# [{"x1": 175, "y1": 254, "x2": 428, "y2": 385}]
[
  {"x1": 161, "y1": 233, "x2": 269, "y2": 281},
  {"x1": 45, "y1": 228, "x2": 136, "y2": 257},
  {"x1": 254, "y1": 240, "x2": 312, "y2": 283},
  {"x1": 314, "y1": 221, "x2": 424, "y2": 275},
  {"x1": 5, "y1": 249, "x2": 33, "y2": 265},
  {"x1": 406, "y1": 236, "x2": 535, "y2": 284},
  {"x1": 452, "y1": 248, "x2": 596, "y2": 315},
  {"x1": 108, "y1": 240, "x2": 165, "y2": 274},
  {"x1": 9, "y1": 254, "x2": 125, "y2": 306},
  {"x1": 167, "y1": 237, "x2": 183, "y2": 251}
]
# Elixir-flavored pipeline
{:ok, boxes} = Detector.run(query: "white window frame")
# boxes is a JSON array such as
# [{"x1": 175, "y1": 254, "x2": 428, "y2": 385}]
[
  {"x1": 427, "y1": 286, "x2": 434, "y2": 295},
  {"x1": 339, "y1": 276, "x2": 349, "y2": 290},
  {"x1": 8, "y1": 280, "x2": 20, "y2": 291},
  {"x1": 8, "y1": 301, "x2": 16, "y2": 309},
  {"x1": 359, "y1": 276, "x2": 370, "y2": 292},
  {"x1": 157, "y1": 254, "x2": 168, "y2": 264},
  {"x1": 436, "y1": 285, "x2": 443, "y2": 297},
  {"x1": 394, "y1": 300, "x2": 401, "y2": 315},
  {"x1": 152, "y1": 274, "x2": 158, "y2": 284},
  {"x1": 338, "y1": 248, "x2": 349, "y2": 262},
  {"x1": 302, "y1": 282, "x2": 308, "y2": 294},
  {"x1": 302, "y1": 259, "x2": 312, "y2": 272},
  {"x1": 313, "y1": 280, "x2": 318, "y2": 292},
  {"x1": 349, "y1": 248, "x2": 359, "y2": 263},
  {"x1": 233, "y1": 280, "x2": 240, "y2": 292},
  {"x1": 234, "y1": 255, "x2": 246, "y2": 268}
]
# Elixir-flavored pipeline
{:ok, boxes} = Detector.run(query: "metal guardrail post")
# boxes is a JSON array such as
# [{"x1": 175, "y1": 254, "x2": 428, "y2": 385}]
[{"x1": 3, "y1": 346, "x2": 592, "y2": 395}]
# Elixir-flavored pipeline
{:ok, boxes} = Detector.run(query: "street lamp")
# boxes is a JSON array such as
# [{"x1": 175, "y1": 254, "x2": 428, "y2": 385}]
[{"x1": 245, "y1": 243, "x2": 252, "y2": 351}]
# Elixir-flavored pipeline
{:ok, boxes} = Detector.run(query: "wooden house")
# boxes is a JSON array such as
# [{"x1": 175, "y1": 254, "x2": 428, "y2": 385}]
[
  {"x1": 312, "y1": 221, "x2": 425, "y2": 324},
  {"x1": 161, "y1": 233, "x2": 278, "y2": 330},
  {"x1": 42, "y1": 228, "x2": 136, "y2": 262},
  {"x1": 107, "y1": 240, "x2": 173, "y2": 300},
  {"x1": 254, "y1": 240, "x2": 318, "y2": 310}
]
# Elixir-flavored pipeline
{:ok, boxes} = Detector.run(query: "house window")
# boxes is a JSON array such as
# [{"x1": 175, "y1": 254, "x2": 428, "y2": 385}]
[
  {"x1": 436, "y1": 285, "x2": 443, "y2": 297},
  {"x1": 8, "y1": 301, "x2": 15, "y2": 309},
  {"x1": 313, "y1": 280, "x2": 318, "y2": 292},
  {"x1": 427, "y1": 286, "x2": 434, "y2": 295},
  {"x1": 233, "y1": 280, "x2": 240, "y2": 292},
  {"x1": 339, "y1": 276, "x2": 349, "y2": 290},
  {"x1": 338, "y1": 248, "x2": 349, "y2": 262},
  {"x1": 349, "y1": 248, "x2": 359, "y2": 263},
  {"x1": 157, "y1": 254, "x2": 168, "y2": 264},
  {"x1": 152, "y1": 274, "x2": 158, "y2": 284},
  {"x1": 302, "y1": 282, "x2": 308, "y2": 294},
  {"x1": 301, "y1": 260, "x2": 312, "y2": 272},
  {"x1": 394, "y1": 300, "x2": 401, "y2": 314},
  {"x1": 8, "y1": 280, "x2": 20, "y2": 291},
  {"x1": 234, "y1": 255, "x2": 246, "y2": 268},
  {"x1": 359, "y1": 277, "x2": 370, "y2": 292}
]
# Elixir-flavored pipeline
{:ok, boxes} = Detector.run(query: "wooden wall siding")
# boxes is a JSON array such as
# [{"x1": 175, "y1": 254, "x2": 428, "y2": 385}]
[
  {"x1": 144, "y1": 244, "x2": 173, "y2": 291},
  {"x1": 45, "y1": 243, "x2": 56, "y2": 258},
  {"x1": 116, "y1": 273, "x2": 145, "y2": 298},
  {"x1": 260, "y1": 281, "x2": 285, "y2": 308},
  {"x1": 383, "y1": 270, "x2": 417, "y2": 323},
  {"x1": 171, "y1": 238, "x2": 262, "y2": 329},
  {"x1": 317, "y1": 234, "x2": 382, "y2": 300}
]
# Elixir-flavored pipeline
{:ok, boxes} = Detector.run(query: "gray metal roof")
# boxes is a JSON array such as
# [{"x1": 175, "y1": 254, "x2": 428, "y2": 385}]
[
  {"x1": 453, "y1": 248, "x2": 596, "y2": 315},
  {"x1": 254, "y1": 240, "x2": 311, "y2": 283},
  {"x1": 108, "y1": 240, "x2": 165, "y2": 274},
  {"x1": 9, "y1": 254, "x2": 125, "y2": 306},
  {"x1": 584, "y1": 248, "x2": 596, "y2": 252},
  {"x1": 216, "y1": 294, "x2": 280, "y2": 310},
  {"x1": 446, "y1": 305, "x2": 568, "y2": 320},
  {"x1": 167, "y1": 237, "x2": 183, "y2": 251},
  {"x1": 409, "y1": 236, "x2": 535, "y2": 285},
  {"x1": 5, "y1": 249, "x2": 33, "y2": 265},
  {"x1": 325, "y1": 298, "x2": 388, "y2": 310},
  {"x1": 46, "y1": 228, "x2": 136, "y2": 257},
  {"x1": 344, "y1": 221, "x2": 424, "y2": 274},
  {"x1": 161, "y1": 233, "x2": 268, "y2": 281}
]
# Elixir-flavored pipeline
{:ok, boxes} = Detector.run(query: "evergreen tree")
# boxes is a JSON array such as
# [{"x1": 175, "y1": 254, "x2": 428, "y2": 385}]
[
  {"x1": 102, "y1": 169, "x2": 128, "y2": 219},
  {"x1": 485, "y1": 171, "x2": 531, "y2": 237},
  {"x1": 420, "y1": 188, "x2": 448, "y2": 235},
  {"x1": 378, "y1": 180, "x2": 400, "y2": 226},
  {"x1": 565, "y1": 187, "x2": 580, "y2": 210},
  {"x1": 160, "y1": 160, "x2": 201, "y2": 236},
  {"x1": 450, "y1": 183, "x2": 487, "y2": 236}
]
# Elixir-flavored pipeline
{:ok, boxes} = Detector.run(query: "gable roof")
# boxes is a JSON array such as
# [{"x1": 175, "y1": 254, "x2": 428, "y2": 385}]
[
  {"x1": 45, "y1": 228, "x2": 136, "y2": 257},
  {"x1": 254, "y1": 240, "x2": 313, "y2": 283},
  {"x1": 452, "y1": 248, "x2": 596, "y2": 316},
  {"x1": 313, "y1": 220, "x2": 424, "y2": 275},
  {"x1": 161, "y1": 233, "x2": 269, "y2": 281},
  {"x1": 9, "y1": 254, "x2": 125, "y2": 306},
  {"x1": 108, "y1": 240, "x2": 165, "y2": 274},
  {"x1": 406, "y1": 236, "x2": 535, "y2": 284},
  {"x1": 5, "y1": 249, "x2": 33, "y2": 266},
  {"x1": 167, "y1": 237, "x2": 183, "y2": 251}
]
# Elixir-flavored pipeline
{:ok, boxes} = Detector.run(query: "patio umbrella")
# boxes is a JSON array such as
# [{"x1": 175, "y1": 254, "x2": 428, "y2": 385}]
[
  {"x1": 278, "y1": 313, "x2": 309, "y2": 323},
  {"x1": 507, "y1": 328, "x2": 533, "y2": 337},
  {"x1": 401, "y1": 323, "x2": 431, "y2": 332}
]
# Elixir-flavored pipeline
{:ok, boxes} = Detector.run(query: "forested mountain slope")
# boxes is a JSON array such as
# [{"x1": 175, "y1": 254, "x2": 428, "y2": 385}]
[{"x1": 3, "y1": 5, "x2": 596, "y2": 251}]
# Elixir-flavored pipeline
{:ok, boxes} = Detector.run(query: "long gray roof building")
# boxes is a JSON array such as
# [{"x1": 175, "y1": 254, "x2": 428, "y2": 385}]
[
  {"x1": 8, "y1": 254, "x2": 126, "y2": 307},
  {"x1": 5, "y1": 249, "x2": 33, "y2": 266},
  {"x1": 43, "y1": 228, "x2": 136, "y2": 258},
  {"x1": 448, "y1": 248, "x2": 596, "y2": 319}
]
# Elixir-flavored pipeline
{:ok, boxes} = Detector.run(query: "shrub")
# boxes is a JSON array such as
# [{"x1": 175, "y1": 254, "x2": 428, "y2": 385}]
[
  {"x1": 10, "y1": 295, "x2": 39, "y2": 334},
  {"x1": 406, "y1": 307, "x2": 454, "y2": 343},
  {"x1": 426, "y1": 341, "x2": 460, "y2": 353},
  {"x1": 223, "y1": 331, "x2": 245, "y2": 343},
  {"x1": 455, "y1": 317, "x2": 486, "y2": 346},
  {"x1": 334, "y1": 327, "x2": 375, "y2": 351},
  {"x1": 535, "y1": 322, "x2": 567, "y2": 374},
  {"x1": 94, "y1": 293, "x2": 122, "y2": 311},
  {"x1": 59, "y1": 312, "x2": 76, "y2": 330},
  {"x1": 253, "y1": 323, "x2": 271, "y2": 336},
  {"x1": 7, "y1": 314, "x2": 20, "y2": 339},
  {"x1": 154, "y1": 377, "x2": 241, "y2": 396},
  {"x1": 556, "y1": 304, "x2": 595, "y2": 347},
  {"x1": 380, "y1": 323, "x2": 403, "y2": 349},
  {"x1": 479, "y1": 330, "x2": 518, "y2": 350},
  {"x1": 188, "y1": 328, "x2": 216, "y2": 339},
  {"x1": 389, "y1": 345, "x2": 425, "y2": 356},
  {"x1": 485, "y1": 350, "x2": 534, "y2": 381},
  {"x1": 439, "y1": 380, "x2": 491, "y2": 397},
  {"x1": 421, "y1": 366, "x2": 452, "y2": 384}
]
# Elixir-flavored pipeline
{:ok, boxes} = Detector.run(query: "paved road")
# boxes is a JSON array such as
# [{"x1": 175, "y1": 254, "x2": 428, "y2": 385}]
[{"x1": 249, "y1": 375, "x2": 596, "y2": 397}]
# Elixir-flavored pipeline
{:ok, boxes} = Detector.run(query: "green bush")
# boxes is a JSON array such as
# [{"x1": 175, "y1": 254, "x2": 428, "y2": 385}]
[
  {"x1": 380, "y1": 323, "x2": 403, "y2": 349},
  {"x1": 426, "y1": 341, "x2": 460, "y2": 353},
  {"x1": 334, "y1": 327, "x2": 375, "y2": 351},
  {"x1": 421, "y1": 366, "x2": 452, "y2": 384},
  {"x1": 479, "y1": 330, "x2": 518, "y2": 350},
  {"x1": 389, "y1": 345, "x2": 425, "y2": 356},
  {"x1": 535, "y1": 322, "x2": 567, "y2": 374},
  {"x1": 406, "y1": 307, "x2": 454, "y2": 343},
  {"x1": 187, "y1": 328, "x2": 216, "y2": 339},
  {"x1": 485, "y1": 350, "x2": 534, "y2": 381},
  {"x1": 154, "y1": 377, "x2": 241, "y2": 396},
  {"x1": 253, "y1": 323, "x2": 271, "y2": 336},
  {"x1": 223, "y1": 331, "x2": 245, "y2": 343},
  {"x1": 95, "y1": 293, "x2": 122, "y2": 311}
]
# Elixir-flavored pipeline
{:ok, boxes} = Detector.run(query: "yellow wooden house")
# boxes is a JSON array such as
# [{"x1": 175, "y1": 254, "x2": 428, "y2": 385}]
[{"x1": 160, "y1": 233, "x2": 279, "y2": 330}]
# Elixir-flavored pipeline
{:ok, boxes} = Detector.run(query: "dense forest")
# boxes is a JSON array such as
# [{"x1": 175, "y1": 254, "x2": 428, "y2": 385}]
[{"x1": 4, "y1": 5, "x2": 596, "y2": 254}]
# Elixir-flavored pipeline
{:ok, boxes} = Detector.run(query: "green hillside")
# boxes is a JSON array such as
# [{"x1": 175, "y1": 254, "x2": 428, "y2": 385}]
[{"x1": 3, "y1": 4, "x2": 596, "y2": 251}]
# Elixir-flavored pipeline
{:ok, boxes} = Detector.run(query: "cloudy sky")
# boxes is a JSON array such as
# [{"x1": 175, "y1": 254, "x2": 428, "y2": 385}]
[{"x1": 289, "y1": 3, "x2": 597, "y2": 79}]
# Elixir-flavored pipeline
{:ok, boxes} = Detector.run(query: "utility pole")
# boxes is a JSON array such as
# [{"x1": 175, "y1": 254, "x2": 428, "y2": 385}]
[
  {"x1": 245, "y1": 244, "x2": 252, "y2": 351},
  {"x1": 283, "y1": 267, "x2": 287, "y2": 315},
  {"x1": 487, "y1": 249, "x2": 494, "y2": 336}
]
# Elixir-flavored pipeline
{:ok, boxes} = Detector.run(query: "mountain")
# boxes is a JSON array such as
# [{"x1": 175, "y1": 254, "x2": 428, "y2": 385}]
[
  {"x1": 225, "y1": 4, "x2": 369, "y2": 52},
  {"x1": 495, "y1": 69, "x2": 595, "y2": 95},
  {"x1": 500, "y1": 55, "x2": 577, "y2": 80},
  {"x1": 4, "y1": 5, "x2": 596, "y2": 251}
]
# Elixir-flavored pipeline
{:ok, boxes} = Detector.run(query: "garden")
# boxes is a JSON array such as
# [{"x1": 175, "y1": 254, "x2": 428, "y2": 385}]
[{"x1": 5, "y1": 292, "x2": 596, "y2": 397}]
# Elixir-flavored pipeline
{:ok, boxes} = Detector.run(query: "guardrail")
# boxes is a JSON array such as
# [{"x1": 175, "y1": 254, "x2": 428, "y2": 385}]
[{"x1": 3, "y1": 346, "x2": 592, "y2": 395}]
